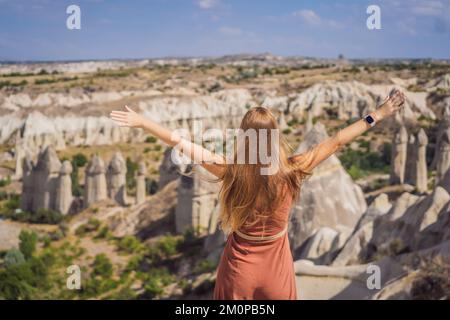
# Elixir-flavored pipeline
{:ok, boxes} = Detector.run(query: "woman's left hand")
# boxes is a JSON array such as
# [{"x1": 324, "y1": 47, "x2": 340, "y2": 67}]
[
  {"x1": 110, "y1": 105, "x2": 144, "y2": 128},
  {"x1": 377, "y1": 89, "x2": 406, "y2": 118}
]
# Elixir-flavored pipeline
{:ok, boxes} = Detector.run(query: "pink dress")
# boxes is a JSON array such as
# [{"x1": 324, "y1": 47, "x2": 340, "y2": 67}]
[{"x1": 213, "y1": 187, "x2": 297, "y2": 300}]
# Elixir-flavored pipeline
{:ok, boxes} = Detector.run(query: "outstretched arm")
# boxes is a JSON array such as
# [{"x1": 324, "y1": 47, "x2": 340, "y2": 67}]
[
  {"x1": 110, "y1": 106, "x2": 226, "y2": 178},
  {"x1": 291, "y1": 89, "x2": 406, "y2": 173}
]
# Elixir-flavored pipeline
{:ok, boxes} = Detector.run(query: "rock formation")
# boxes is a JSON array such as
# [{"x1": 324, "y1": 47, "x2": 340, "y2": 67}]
[
  {"x1": 289, "y1": 80, "x2": 435, "y2": 123},
  {"x1": 299, "y1": 227, "x2": 339, "y2": 265},
  {"x1": 289, "y1": 122, "x2": 367, "y2": 256},
  {"x1": 55, "y1": 160, "x2": 73, "y2": 215},
  {"x1": 175, "y1": 165, "x2": 220, "y2": 235},
  {"x1": 106, "y1": 152, "x2": 127, "y2": 205},
  {"x1": 436, "y1": 128, "x2": 450, "y2": 184},
  {"x1": 136, "y1": 161, "x2": 146, "y2": 205},
  {"x1": 20, "y1": 155, "x2": 34, "y2": 212},
  {"x1": 415, "y1": 128, "x2": 428, "y2": 192},
  {"x1": 278, "y1": 111, "x2": 288, "y2": 130},
  {"x1": 431, "y1": 105, "x2": 450, "y2": 170},
  {"x1": 31, "y1": 146, "x2": 62, "y2": 212},
  {"x1": 390, "y1": 125, "x2": 408, "y2": 185},
  {"x1": 405, "y1": 129, "x2": 428, "y2": 191},
  {"x1": 1, "y1": 88, "x2": 254, "y2": 161},
  {"x1": 159, "y1": 148, "x2": 186, "y2": 188},
  {"x1": 305, "y1": 110, "x2": 314, "y2": 133},
  {"x1": 404, "y1": 134, "x2": 417, "y2": 185},
  {"x1": 84, "y1": 155, "x2": 107, "y2": 207}
]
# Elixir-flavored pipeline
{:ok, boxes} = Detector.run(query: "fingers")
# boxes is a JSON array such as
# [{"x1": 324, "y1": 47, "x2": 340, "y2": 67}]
[
  {"x1": 110, "y1": 111, "x2": 129, "y2": 117},
  {"x1": 110, "y1": 113, "x2": 128, "y2": 120},
  {"x1": 110, "y1": 116, "x2": 129, "y2": 125},
  {"x1": 125, "y1": 105, "x2": 135, "y2": 113},
  {"x1": 110, "y1": 112, "x2": 131, "y2": 126},
  {"x1": 388, "y1": 89, "x2": 406, "y2": 108}
]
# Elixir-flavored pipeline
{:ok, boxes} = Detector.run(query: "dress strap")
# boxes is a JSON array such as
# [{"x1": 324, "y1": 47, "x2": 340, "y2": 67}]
[{"x1": 234, "y1": 224, "x2": 288, "y2": 243}]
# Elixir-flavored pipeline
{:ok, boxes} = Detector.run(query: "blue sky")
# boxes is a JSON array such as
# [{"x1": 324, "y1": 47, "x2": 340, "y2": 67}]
[{"x1": 1, "y1": 0, "x2": 449, "y2": 61}]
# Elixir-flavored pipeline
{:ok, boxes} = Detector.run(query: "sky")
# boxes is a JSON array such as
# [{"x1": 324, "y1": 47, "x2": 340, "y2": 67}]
[{"x1": 0, "y1": 0, "x2": 449, "y2": 61}]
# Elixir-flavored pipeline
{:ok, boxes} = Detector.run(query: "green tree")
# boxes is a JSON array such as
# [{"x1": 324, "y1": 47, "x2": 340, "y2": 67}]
[
  {"x1": 72, "y1": 153, "x2": 88, "y2": 167},
  {"x1": 92, "y1": 254, "x2": 113, "y2": 278},
  {"x1": 4, "y1": 249, "x2": 25, "y2": 268},
  {"x1": 19, "y1": 230, "x2": 38, "y2": 259},
  {"x1": 126, "y1": 157, "x2": 139, "y2": 190},
  {"x1": 0, "y1": 265, "x2": 34, "y2": 299}
]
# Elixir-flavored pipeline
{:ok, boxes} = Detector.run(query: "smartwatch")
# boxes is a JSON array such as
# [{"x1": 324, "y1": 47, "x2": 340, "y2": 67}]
[{"x1": 363, "y1": 114, "x2": 376, "y2": 127}]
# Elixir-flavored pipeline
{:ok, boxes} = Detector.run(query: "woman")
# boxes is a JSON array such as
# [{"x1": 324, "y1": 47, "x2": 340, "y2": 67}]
[{"x1": 110, "y1": 89, "x2": 405, "y2": 300}]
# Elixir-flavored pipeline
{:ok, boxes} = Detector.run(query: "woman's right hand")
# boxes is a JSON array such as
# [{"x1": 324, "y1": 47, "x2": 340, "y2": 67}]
[
  {"x1": 377, "y1": 89, "x2": 406, "y2": 119},
  {"x1": 110, "y1": 105, "x2": 144, "y2": 128}
]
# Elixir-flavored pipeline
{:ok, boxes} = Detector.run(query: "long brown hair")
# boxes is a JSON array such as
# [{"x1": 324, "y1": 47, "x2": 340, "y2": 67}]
[{"x1": 217, "y1": 107, "x2": 312, "y2": 234}]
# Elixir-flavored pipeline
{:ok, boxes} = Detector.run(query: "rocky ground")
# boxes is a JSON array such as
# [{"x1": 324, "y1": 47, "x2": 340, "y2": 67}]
[{"x1": 0, "y1": 55, "x2": 449, "y2": 300}]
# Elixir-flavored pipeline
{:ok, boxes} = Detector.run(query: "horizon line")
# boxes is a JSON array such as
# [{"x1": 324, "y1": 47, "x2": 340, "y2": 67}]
[{"x1": 1, "y1": 52, "x2": 450, "y2": 65}]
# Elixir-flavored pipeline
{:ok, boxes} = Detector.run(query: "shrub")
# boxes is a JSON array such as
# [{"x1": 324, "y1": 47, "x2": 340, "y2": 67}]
[
  {"x1": 0, "y1": 176, "x2": 11, "y2": 187},
  {"x1": 0, "y1": 264, "x2": 34, "y2": 299},
  {"x1": 75, "y1": 218, "x2": 101, "y2": 236},
  {"x1": 193, "y1": 259, "x2": 216, "y2": 274},
  {"x1": 117, "y1": 236, "x2": 143, "y2": 254},
  {"x1": 126, "y1": 157, "x2": 138, "y2": 190},
  {"x1": 157, "y1": 236, "x2": 179, "y2": 257},
  {"x1": 72, "y1": 153, "x2": 88, "y2": 167},
  {"x1": 95, "y1": 226, "x2": 110, "y2": 239},
  {"x1": 147, "y1": 235, "x2": 180, "y2": 262},
  {"x1": 32, "y1": 208, "x2": 63, "y2": 224},
  {"x1": 0, "y1": 248, "x2": 54, "y2": 299},
  {"x1": 287, "y1": 119, "x2": 298, "y2": 127},
  {"x1": 124, "y1": 255, "x2": 143, "y2": 273},
  {"x1": 153, "y1": 144, "x2": 162, "y2": 152},
  {"x1": 145, "y1": 136, "x2": 157, "y2": 143},
  {"x1": 19, "y1": 230, "x2": 38, "y2": 259},
  {"x1": 71, "y1": 153, "x2": 87, "y2": 197},
  {"x1": 348, "y1": 164, "x2": 363, "y2": 180},
  {"x1": 339, "y1": 146, "x2": 390, "y2": 179},
  {"x1": 2, "y1": 194, "x2": 20, "y2": 213},
  {"x1": 92, "y1": 254, "x2": 113, "y2": 278},
  {"x1": 142, "y1": 268, "x2": 175, "y2": 299},
  {"x1": 4, "y1": 249, "x2": 25, "y2": 268},
  {"x1": 411, "y1": 257, "x2": 450, "y2": 300}
]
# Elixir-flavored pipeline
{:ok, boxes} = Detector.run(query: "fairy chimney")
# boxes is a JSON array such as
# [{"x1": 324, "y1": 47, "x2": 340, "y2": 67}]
[
  {"x1": 278, "y1": 112, "x2": 288, "y2": 130},
  {"x1": 20, "y1": 155, "x2": 34, "y2": 212},
  {"x1": 415, "y1": 128, "x2": 428, "y2": 192},
  {"x1": 436, "y1": 128, "x2": 450, "y2": 184},
  {"x1": 55, "y1": 161, "x2": 73, "y2": 215},
  {"x1": 84, "y1": 155, "x2": 107, "y2": 207},
  {"x1": 175, "y1": 165, "x2": 220, "y2": 235},
  {"x1": 106, "y1": 152, "x2": 127, "y2": 205},
  {"x1": 136, "y1": 161, "x2": 146, "y2": 205},
  {"x1": 31, "y1": 146, "x2": 62, "y2": 212},
  {"x1": 431, "y1": 105, "x2": 450, "y2": 170},
  {"x1": 159, "y1": 147, "x2": 188, "y2": 188},
  {"x1": 305, "y1": 109, "x2": 314, "y2": 133},
  {"x1": 390, "y1": 125, "x2": 408, "y2": 185},
  {"x1": 405, "y1": 134, "x2": 417, "y2": 185}
]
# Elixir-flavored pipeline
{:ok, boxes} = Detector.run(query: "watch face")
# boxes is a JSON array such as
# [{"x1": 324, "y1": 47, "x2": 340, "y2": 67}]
[{"x1": 366, "y1": 115, "x2": 375, "y2": 124}]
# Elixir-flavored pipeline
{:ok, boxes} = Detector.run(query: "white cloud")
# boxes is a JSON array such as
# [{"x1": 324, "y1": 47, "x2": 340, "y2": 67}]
[
  {"x1": 396, "y1": 17, "x2": 417, "y2": 35},
  {"x1": 380, "y1": 0, "x2": 450, "y2": 35},
  {"x1": 293, "y1": 10, "x2": 322, "y2": 26},
  {"x1": 411, "y1": 0, "x2": 444, "y2": 16},
  {"x1": 196, "y1": 0, "x2": 218, "y2": 10},
  {"x1": 293, "y1": 9, "x2": 343, "y2": 28},
  {"x1": 219, "y1": 27, "x2": 243, "y2": 36}
]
